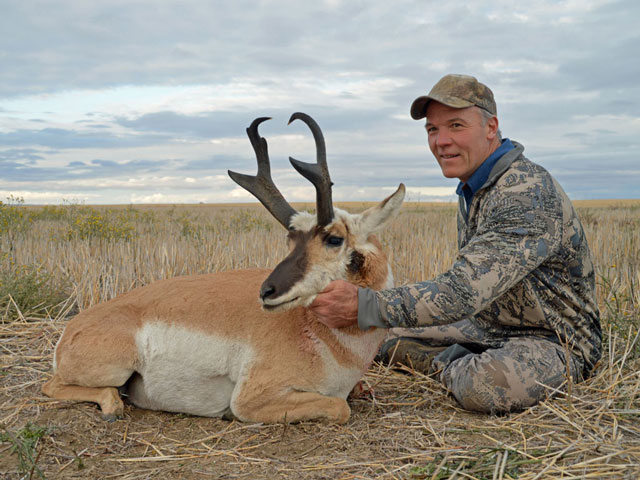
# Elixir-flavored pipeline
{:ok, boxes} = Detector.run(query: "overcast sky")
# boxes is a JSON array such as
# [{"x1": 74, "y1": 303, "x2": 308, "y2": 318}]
[{"x1": 1, "y1": 0, "x2": 638, "y2": 205}]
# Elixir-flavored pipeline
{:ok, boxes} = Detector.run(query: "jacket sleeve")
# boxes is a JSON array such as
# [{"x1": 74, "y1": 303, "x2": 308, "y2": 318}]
[{"x1": 371, "y1": 186, "x2": 564, "y2": 328}]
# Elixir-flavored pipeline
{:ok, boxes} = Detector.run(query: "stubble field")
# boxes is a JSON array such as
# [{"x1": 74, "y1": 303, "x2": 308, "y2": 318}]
[{"x1": 1, "y1": 198, "x2": 639, "y2": 479}]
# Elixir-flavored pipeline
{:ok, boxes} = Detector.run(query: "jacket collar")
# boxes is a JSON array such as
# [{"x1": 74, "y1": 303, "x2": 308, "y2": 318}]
[
  {"x1": 457, "y1": 141, "x2": 525, "y2": 221},
  {"x1": 481, "y1": 140, "x2": 524, "y2": 191}
]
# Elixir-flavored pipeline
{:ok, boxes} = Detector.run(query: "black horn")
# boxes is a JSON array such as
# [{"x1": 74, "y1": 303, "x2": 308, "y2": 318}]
[
  {"x1": 228, "y1": 117, "x2": 297, "y2": 229},
  {"x1": 288, "y1": 112, "x2": 334, "y2": 227}
]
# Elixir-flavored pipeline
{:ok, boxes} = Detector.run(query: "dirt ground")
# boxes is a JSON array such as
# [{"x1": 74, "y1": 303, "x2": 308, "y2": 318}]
[{"x1": 2, "y1": 316, "x2": 640, "y2": 479}]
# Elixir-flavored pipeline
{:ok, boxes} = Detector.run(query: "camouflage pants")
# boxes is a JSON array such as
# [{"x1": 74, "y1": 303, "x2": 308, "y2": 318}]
[{"x1": 388, "y1": 320, "x2": 584, "y2": 414}]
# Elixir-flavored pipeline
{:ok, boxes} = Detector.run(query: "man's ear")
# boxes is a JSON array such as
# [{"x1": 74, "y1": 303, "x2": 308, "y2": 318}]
[{"x1": 487, "y1": 115, "x2": 499, "y2": 140}]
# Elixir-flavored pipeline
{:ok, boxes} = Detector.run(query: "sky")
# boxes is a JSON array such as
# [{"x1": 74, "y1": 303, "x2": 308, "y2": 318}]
[{"x1": 1, "y1": 0, "x2": 639, "y2": 205}]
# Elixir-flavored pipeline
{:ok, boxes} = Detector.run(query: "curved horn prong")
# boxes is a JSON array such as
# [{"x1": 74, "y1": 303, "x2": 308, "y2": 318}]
[
  {"x1": 288, "y1": 112, "x2": 334, "y2": 227},
  {"x1": 228, "y1": 117, "x2": 297, "y2": 229}
]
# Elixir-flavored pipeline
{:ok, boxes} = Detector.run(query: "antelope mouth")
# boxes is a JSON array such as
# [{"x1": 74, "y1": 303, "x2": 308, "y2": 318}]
[{"x1": 262, "y1": 296, "x2": 301, "y2": 311}]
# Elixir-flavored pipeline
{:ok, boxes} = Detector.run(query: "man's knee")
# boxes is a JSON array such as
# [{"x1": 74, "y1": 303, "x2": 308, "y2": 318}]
[
  {"x1": 442, "y1": 355, "x2": 527, "y2": 413},
  {"x1": 441, "y1": 343, "x2": 572, "y2": 414}
]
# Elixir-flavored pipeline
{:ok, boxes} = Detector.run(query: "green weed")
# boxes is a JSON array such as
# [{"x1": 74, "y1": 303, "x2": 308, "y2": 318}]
[
  {"x1": 0, "y1": 196, "x2": 35, "y2": 257},
  {"x1": 0, "y1": 262, "x2": 70, "y2": 321},
  {"x1": 409, "y1": 448, "x2": 543, "y2": 480},
  {"x1": 0, "y1": 422, "x2": 49, "y2": 479},
  {"x1": 227, "y1": 210, "x2": 273, "y2": 233},
  {"x1": 65, "y1": 207, "x2": 136, "y2": 242}
]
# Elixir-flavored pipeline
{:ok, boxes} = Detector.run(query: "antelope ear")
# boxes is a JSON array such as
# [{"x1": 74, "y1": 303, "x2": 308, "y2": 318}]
[{"x1": 360, "y1": 183, "x2": 405, "y2": 232}]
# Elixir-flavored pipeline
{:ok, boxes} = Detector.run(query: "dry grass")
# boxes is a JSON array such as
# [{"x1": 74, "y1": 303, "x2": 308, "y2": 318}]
[{"x1": 1, "y1": 199, "x2": 639, "y2": 479}]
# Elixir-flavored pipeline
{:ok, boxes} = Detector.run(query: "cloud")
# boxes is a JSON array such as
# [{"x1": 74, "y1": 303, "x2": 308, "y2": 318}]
[
  {"x1": 1, "y1": 154, "x2": 174, "y2": 182},
  {"x1": 0, "y1": 0, "x2": 639, "y2": 203},
  {"x1": 115, "y1": 111, "x2": 254, "y2": 138},
  {"x1": 0, "y1": 127, "x2": 170, "y2": 149},
  {"x1": 0, "y1": 148, "x2": 44, "y2": 163}
]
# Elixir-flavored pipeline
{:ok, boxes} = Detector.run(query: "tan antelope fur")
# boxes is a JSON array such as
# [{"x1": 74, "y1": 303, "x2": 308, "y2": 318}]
[{"x1": 42, "y1": 113, "x2": 405, "y2": 424}]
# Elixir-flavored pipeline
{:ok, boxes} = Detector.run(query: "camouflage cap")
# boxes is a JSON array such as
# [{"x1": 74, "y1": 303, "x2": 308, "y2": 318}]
[{"x1": 410, "y1": 74, "x2": 497, "y2": 120}]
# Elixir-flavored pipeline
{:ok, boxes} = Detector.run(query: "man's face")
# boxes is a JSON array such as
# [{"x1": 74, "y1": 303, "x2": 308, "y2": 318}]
[{"x1": 425, "y1": 102, "x2": 499, "y2": 183}]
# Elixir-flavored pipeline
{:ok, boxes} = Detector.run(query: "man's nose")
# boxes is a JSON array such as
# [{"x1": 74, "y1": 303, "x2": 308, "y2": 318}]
[{"x1": 435, "y1": 129, "x2": 452, "y2": 146}]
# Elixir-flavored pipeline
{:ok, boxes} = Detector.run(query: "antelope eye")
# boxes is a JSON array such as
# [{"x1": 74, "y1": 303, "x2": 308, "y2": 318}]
[{"x1": 325, "y1": 236, "x2": 344, "y2": 247}]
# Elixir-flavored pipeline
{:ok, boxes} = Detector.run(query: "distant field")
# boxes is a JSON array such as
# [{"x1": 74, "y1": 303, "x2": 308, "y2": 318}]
[{"x1": 1, "y1": 198, "x2": 639, "y2": 478}]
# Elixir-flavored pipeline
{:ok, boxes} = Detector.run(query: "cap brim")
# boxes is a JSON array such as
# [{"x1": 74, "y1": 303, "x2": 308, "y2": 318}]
[
  {"x1": 410, "y1": 96, "x2": 430, "y2": 120},
  {"x1": 411, "y1": 94, "x2": 478, "y2": 120}
]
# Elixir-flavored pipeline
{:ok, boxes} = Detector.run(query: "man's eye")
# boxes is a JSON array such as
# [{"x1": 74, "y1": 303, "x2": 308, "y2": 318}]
[{"x1": 326, "y1": 236, "x2": 344, "y2": 247}]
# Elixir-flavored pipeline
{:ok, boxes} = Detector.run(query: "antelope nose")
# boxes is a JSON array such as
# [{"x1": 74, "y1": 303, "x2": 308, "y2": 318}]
[{"x1": 260, "y1": 284, "x2": 277, "y2": 301}]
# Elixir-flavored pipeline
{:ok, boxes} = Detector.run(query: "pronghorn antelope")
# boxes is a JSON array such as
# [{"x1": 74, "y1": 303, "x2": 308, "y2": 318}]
[{"x1": 42, "y1": 113, "x2": 405, "y2": 424}]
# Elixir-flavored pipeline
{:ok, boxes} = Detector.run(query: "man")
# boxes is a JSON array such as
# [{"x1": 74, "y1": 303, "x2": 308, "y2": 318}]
[{"x1": 310, "y1": 74, "x2": 601, "y2": 414}]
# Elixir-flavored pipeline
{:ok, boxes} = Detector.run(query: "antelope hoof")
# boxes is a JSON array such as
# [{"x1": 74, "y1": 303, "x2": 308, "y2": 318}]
[{"x1": 101, "y1": 412, "x2": 121, "y2": 422}]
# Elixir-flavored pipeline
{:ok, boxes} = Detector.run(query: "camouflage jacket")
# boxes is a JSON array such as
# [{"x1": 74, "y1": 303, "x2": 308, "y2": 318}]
[{"x1": 361, "y1": 141, "x2": 602, "y2": 373}]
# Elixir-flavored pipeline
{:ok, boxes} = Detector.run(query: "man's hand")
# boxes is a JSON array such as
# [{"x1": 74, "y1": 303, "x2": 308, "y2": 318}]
[{"x1": 309, "y1": 280, "x2": 359, "y2": 329}]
